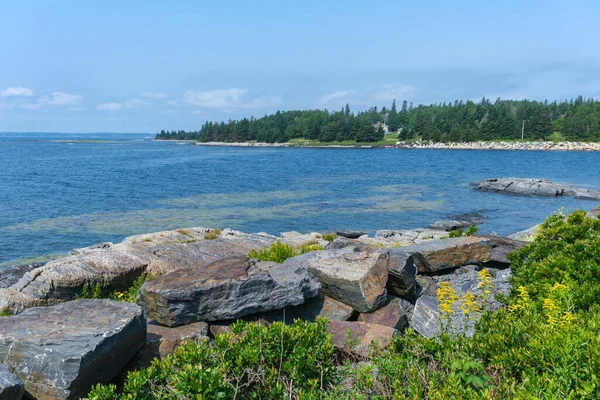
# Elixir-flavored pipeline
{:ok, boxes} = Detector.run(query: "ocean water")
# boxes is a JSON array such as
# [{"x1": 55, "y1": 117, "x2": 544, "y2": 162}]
[{"x1": 1, "y1": 132, "x2": 599, "y2": 269}]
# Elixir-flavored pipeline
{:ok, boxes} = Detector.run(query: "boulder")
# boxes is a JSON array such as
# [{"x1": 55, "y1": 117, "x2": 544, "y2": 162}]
[
  {"x1": 587, "y1": 208, "x2": 600, "y2": 219},
  {"x1": 428, "y1": 220, "x2": 471, "y2": 232},
  {"x1": 279, "y1": 231, "x2": 328, "y2": 247},
  {"x1": 327, "y1": 321, "x2": 397, "y2": 358},
  {"x1": 137, "y1": 256, "x2": 320, "y2": 327},
  {"x1": 411, "y1": 266, "x2": 511, "y2": 338},
  {"x1": 474, "y1": 235, "x2": 527, "y2": 266},
  {"x1": 137, "y1": 321, "x2": 208, "y2": 366},
  {"x1": 284, "y1": 247, "x2": 389, "y2": 313},
  {"x1": 0, "y1": 299, "x2": 146, "y2": 400},
  {"x1": 386, "y1": 248, "x2": 418, "y2": 298},
  {"x1": 358, "y1": 297, "x2": 407, "y2": 331},
  {"x1": 0, "y1": 263, "x2": 42, "y2": 290},
  {"x1": 370, "y1": 228, "x2": 447, "y2": 246},
  {"x1": 508, "y1": 224, "x2": 540, "y2": 242},
  {"x1": 0, "y1": 363, "x2": 24, "y2": 400},
  {"x1": 261, "y1": 295, "x2": 356, "y2": 323},
  {"x1": 336, "y1": 230, "x2": 366, "y2": 239},
  {"x1": 396, "y1": 237, "x2": 492, "y2": 273},
  {"x1": 473, "y1": 178, "x2": 600, "y2": 200},
  {"x1": 0, "y1": 228, "x2": 276, "y2": 314}
]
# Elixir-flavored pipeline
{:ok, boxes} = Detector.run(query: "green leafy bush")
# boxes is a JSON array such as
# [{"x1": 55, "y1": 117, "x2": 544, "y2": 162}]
[
  {"x1": 322, "y1": 232, "x2": 337, "y2": 242},
  {"x1": 248, "y1": 240, "x2": 324, "y2": 263},
  {"x1": 446, "y1": 225, "x2": 479, "y2": 238},
  {"x1": 77, "y1": 273, "x2": 153, "y2": 303},
  {"x1": 87, "y1": 318, "x2": 335, "y2": 400}
]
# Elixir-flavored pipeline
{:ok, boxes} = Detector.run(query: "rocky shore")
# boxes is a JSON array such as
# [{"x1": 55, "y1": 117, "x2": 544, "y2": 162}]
[
  {"x1": 1, "y1": 208, "x2": 598, "y2": 399},
  {"x1": 192, "y1": 140, "x2": 600, "y2": 151}
]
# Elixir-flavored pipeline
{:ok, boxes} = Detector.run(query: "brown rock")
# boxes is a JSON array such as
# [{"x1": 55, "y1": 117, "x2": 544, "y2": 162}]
[
  {"x1": 136, "y1": 321, "x2": 208, "y2": 366},
  {"x1": 358, "y1": 297, "x2": 407, "y2": 331},
  {"x1": 474, "y1": 235, "x2": 527, "y2": 266},
  {"x1": 327, "y1": 321, "x2": 397, "y2": 358}
]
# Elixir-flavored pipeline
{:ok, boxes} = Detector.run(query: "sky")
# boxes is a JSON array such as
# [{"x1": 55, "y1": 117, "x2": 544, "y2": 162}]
[{"x1": 1, "y1": 0, "x2": 599, "y2": 133}]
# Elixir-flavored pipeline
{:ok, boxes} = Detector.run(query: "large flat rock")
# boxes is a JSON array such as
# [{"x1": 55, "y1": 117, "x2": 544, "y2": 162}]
[
  {"x1": 284, "y1": 247, "x2": 389, "y2": 313},
  {"x1": 0, "y1": 228, "x2": 276, "y2": 314},
  {"x1": 396, "y1": 237, "x2": 492, "y2": 273},
  {"x1": 473, "y1": 178, "x2": 600, "y2": 200},
  {"x1": 137, "y1": 256, "x2": 320, "y2": 327},
  {"x1": 0, "y1": 363, "x2": 24, "y2": 400},
  {"x1": 474, "y1": 235, "x2": 527, "y2": 266},
  {"x1": 0, "y1": 299, "x2": 146, "y2": 400}
]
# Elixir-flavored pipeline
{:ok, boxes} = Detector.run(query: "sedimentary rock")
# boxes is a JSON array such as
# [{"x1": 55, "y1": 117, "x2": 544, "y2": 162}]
[
  {"x1": 358, "y1": 297, "x2": 407, "y2": 331},
  {"x1": 370, "y1": 228, "x2": 447, "y2": 246},
  {"x1": 279, "y1": 231, "x2": 329, "y2": 247},
  {"x1": 475, "y1": 235, "x2": 527, "y2": 266},
  {"x1": 336, "y1": 230, "x2": 366, "y2": 239},
  {"x1": 0, "y1": 363, "x2": 24, "y2": 400},
  {"x1": 0, "y1": 263, "x2": 41, "y2": 290},
  {"x1": 473, "y1": 178, "x2": 600, "y2": 200},
  {"x1": 428, "y1": 220, "x2": 471, "y2": 232},
  {"x1": 0, "y1": 228, "x2": 276, "y2": 314},
  {"x1": 327, "y1": 321, "x2": 398, "y2": 358},
  {"x1": 284, "y1": 247, "x2": 389, "y2": 313},
  {"x1": 386, "y1": 248, "x2": 418, "y2": 298},
  {"x1": 137, "y1": 256, "x2": 320, "y2": 327},
  {"x1": 395, "y1": 237, "x2": 492, "y2": 273},
  {"x1": 508, "y1": 224, "x2": 540, "y2": 242},
  {"x1": 411, "y1": 266, "x2": 511, "y2": 338},
  {"x1": 254, "y1": 295, "x2": 357, "y2": 323},
  {"x1": 587, "y1": 208, "x2": 600, "y2": 219},
  {"x1": 0, "y1": 299, "x2": 146, "y2": 400},
  {"x1": 136, "y1": 321, "x2": 208, "y2": 366}
]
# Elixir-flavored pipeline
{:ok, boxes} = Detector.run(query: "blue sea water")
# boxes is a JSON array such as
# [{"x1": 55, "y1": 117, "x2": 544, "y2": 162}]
[{"x1": 1, "y1": 132, "x2": 599, "y2": 270}]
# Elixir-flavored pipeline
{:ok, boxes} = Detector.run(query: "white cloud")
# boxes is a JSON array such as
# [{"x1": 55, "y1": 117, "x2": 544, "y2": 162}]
[
  {"x1": 97, "y1": 102, "x2": 123, "y2": 111},
  {"x1": 184, "y1": 88, "x2": 281, "y2": 111},
  {"x1": 167, "y1": 100, "x2": 178, "y2": 106},
  {"x1": 96, "y1": 98, "x2": 151, "y2": 111},
  {"x1": 20, "y1": 103, "x2": 41, "y2": 110},
  {"x1": 1, "y1": 87, "x2": 34, "y2": 97},
  {"x1": 142, "y1": 92, "x2": 167, "y2": 99},
  {"x1": 68, "y1": 107, "x2": 87, "y2": 111},
  {"x1": 375, "y1": 84, "x2": 415, "y2": 102},
  {"x1": 319, "y1": 90, "x2": 354, "y2": 105},
  {"x1": 40, "y1": 92, "x2": 82, "y2": 105}
]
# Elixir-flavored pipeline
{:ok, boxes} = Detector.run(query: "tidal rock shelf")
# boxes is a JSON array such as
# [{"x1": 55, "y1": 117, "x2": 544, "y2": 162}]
[{"x1": 473, "y1": 178, "x2": 600, "y2": 200}]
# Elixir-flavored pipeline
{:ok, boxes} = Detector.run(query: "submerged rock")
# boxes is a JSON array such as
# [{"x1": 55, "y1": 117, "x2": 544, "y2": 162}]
[
  {"x1": 336, "y1": 230, "x2": 366, "y2": 239},
  {"x1": 284, "y1": 247, "x2": 389, "y2": 313},
  {"x1": 0, "y1": 363, "x2": 24, "y2": 400},
  {"x1": 0, "y1": 299, "x2": 146, "y2": 400},
  {"x1": 137, "y1": 256, "x2": 320, "y2": 327},
  {"x1": 473, "y1": 178, "x2": 600, "y2": 200}
]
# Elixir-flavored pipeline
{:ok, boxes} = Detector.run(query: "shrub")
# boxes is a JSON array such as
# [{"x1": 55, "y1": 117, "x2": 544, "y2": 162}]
[
  {"x1": 322, "y1": 232, "x2": 337, "y2": 242},
  {"x1": 203, "y1": 228, "x2": 221, "y2": 240},
  {"x1": 0, "y1": 306, "x2": 11, "y2": 317},
  {"x1": 444, "y1": 225, "x2": 479, "y2": 238},
  {"x1": 110, "y1": 273, "x2": 151, "y2": 303},
  {"x1": 248, "y1": 240, "x2": 324, "y2": 263}
]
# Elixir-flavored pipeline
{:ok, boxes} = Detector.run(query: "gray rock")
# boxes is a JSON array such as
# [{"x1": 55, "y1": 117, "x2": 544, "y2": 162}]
[
  {"x1": 0, "y1": 263, "x2": 42, "y2": 290},
  {"x1": 411, "y1": 266, "x2": 511, "y2": 338},
  {"x1": 508, "y1": 224, "x2": 541, "y2": 242},
  {"x1": 138, "y1": 321, "x2": 209, "y2": 365},
  {"x1": 284, "y1": 247, "x2": 389, "y2": 313},
  {"x1": 587, "y1": 208, "x2": 600, "y2": 219},
  {"x1": 475, "y1": 235, "x2": 527, "y2": 266},
  {"x1": 387, "y1": 249, "x2": 418, "y2": 298},
  {"x1": 336, "y1": 230, "x2": 366, "y2": 239},
  {"x1": 279, "y1": 231, "x2": 328, "y2": 247},
  {"x1": 250, "y1": 294, "x2": 357, "y2": 324},
  {"x1": 137, "y1": 256, "x2": 320, "y2": 327},
  {"x1": 0, "y1": 228, "x2": 276, "y2": 314},
  {"x1": 0, "y1": 299, "x2": 146, "y2": 400},
  {"x1": 358, "y1": 296, "x2": 408, "y2": 331},
  {"x1": 395, "y1": 237, "x2": 492, "y2": 273},
  {"x1": 371, "y1": 228, "x2": 447, "y2": 246},
  {"x1": 428, "y1": 220, "x2": 471, "y2": 232},
  {"x1": 0, "y1": 363, "x2": 24, "y2": 400},
  {"x1": 473, "y1": 178, "x2": 600, "y2": 200}
]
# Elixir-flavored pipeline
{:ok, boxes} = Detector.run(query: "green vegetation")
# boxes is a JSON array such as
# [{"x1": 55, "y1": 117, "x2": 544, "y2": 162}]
[
  {"x1": 203, "y1": 228, "x2": 221, "y2": 240},
  {"x1": 88, "y1": 209, "x2": 600, "y2": 398},
  {"x1": 0, "y1": 306, "x2": 11, "y2": 317},
  {"x1": 76, "y1": 273, "x2": 151, "y2": 303},
  {"x1": 156, "y1": 97, "x2": 600, "y2": 143},
  {"x1": 321, "y1": 232, "x2": 337, "y2": 242},
  {"x1": 248, "y1": 240, "x2": 324, "y2": 263},
  {"x1": 443, "y1": 225, "x2": 479, "y2": 238}
]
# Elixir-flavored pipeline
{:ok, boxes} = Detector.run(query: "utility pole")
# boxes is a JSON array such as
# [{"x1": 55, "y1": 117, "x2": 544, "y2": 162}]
[{"x1": 521, "y1": 119, "x2": 526, "y2": 141}]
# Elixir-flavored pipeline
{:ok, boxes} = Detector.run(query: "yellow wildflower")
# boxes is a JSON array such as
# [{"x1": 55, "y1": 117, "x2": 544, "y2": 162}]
[
  {"x1": 477, "y1": 269, "x2": 493, "y2": 296},
  {"x1": 437, "y1": 282, "x2": 458, "y2": 322},
  {"x1": 550, "y1": 282, "x2": 568, "y2": 292},
  {"x1": 460, "y1": 291, "x2": 479, "y2": 315},
  {"x1": 543, "y1": 298, "x2": 558, "y2": 312},
  {"x1": 559, "y1": 311, "x2": 576, "y2": 326}
]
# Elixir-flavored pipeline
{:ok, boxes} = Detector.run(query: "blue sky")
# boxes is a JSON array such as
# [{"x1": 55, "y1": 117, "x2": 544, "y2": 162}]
[{"x1": 1, "y1": 0, "x2": 599, "y2": 133}]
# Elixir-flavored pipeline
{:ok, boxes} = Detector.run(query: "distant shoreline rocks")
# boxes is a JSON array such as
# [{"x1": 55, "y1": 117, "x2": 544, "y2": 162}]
[{"x1": 187, "y1": 140, "x2": 600, "y2": 152}]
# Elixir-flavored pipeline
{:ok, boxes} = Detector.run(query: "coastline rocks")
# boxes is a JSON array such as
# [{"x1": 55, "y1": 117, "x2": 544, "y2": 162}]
[
  {"x1": 0, "y1": 228, "x2": 276, "y2": 314},
  {"x1": 587, "y1": 208, "x2": 600, "y2": 219},
  {"x1": 428, "y1": 220, "x2": 472, "y2": 232},
  {"x1": 336, "y1": 230, "x2": 366, "y2": 239},
  {"x1": 474, "y1": 235, "x2": 527, "y2": 266},
  {"x1": 137, "y1": 321, "x2": 209, "y2": 366},
  {"x1": 327, "y1": 321, "x2": 398, "y2": 358},
  {"x1": 137, "y1": 256, "x2": 321, "y2": 327},
  {"x1": 0, "y1": 364, "x2": 24, "y2": 400},
  {"x1": 358, "y1": 297, "x2": 408, "y2": 331},
  {"x1": 0, "y1": 262, "x2": 42, "y2": 290},
  {"x1": 395, "y1": 237, "x2": 492, "y2": 273},
  {"x1": 0, "y1": 299, "x2": 146, "y2": 400},
  {"x1": 473, "y1": 178, "x2": 600, "y2": 200},
  {"x1": 395, "y1": 140, "x2": 600, "y2": 152},
  {"x1": 508, "y1": 224, "x2": 540, "y2": 242},
  {"x1": 259, "y1": 295, "x2": 357, "y2": 323},
  {"x1": 284, "y1": 247, "x2": 389, "y2": 313},
  {"x1": 279, "y1": 231, "x2": 329, "y2": 247},
  {"x1": 386, "y1": 249, "x2": 418, "y2": 298}
]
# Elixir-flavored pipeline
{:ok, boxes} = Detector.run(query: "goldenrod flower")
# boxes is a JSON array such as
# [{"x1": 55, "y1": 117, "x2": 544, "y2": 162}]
[
  {"x1": 550, "y1": 282, "x2": 568, "y2": 292},
  {"x1": 437, "y1": 282, "x2": 458, "y2": 322},
  {"x1": 460, "y1": 291, "x2": 479, "y2": 315},
  {"x1": 477, "y1": 269, "x2": 493, "y2": 296}
]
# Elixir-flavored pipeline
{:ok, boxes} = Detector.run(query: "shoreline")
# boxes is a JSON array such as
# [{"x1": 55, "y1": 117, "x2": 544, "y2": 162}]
[{"x1": 179, "y1": 140, "x2": 600, "y2": 152}]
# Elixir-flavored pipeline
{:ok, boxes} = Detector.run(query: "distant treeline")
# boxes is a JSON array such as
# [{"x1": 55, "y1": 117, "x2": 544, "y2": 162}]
[{"x1": 156, "y1": 96, "x2": 600, "y2": 143}]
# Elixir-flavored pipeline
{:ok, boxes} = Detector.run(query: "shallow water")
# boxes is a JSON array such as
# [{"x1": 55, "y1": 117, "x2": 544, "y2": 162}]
[{"x1": 1, "y1": 133, "x2": 599, "y2": 269}]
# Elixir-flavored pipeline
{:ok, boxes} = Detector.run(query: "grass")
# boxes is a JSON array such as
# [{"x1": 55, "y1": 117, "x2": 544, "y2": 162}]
[
  {"x1": 203, "y1": 228, "x2": 221, "y2": 240},
  {"x1": 248, "y1": 240, "x2": 324, "y2": 263}
]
